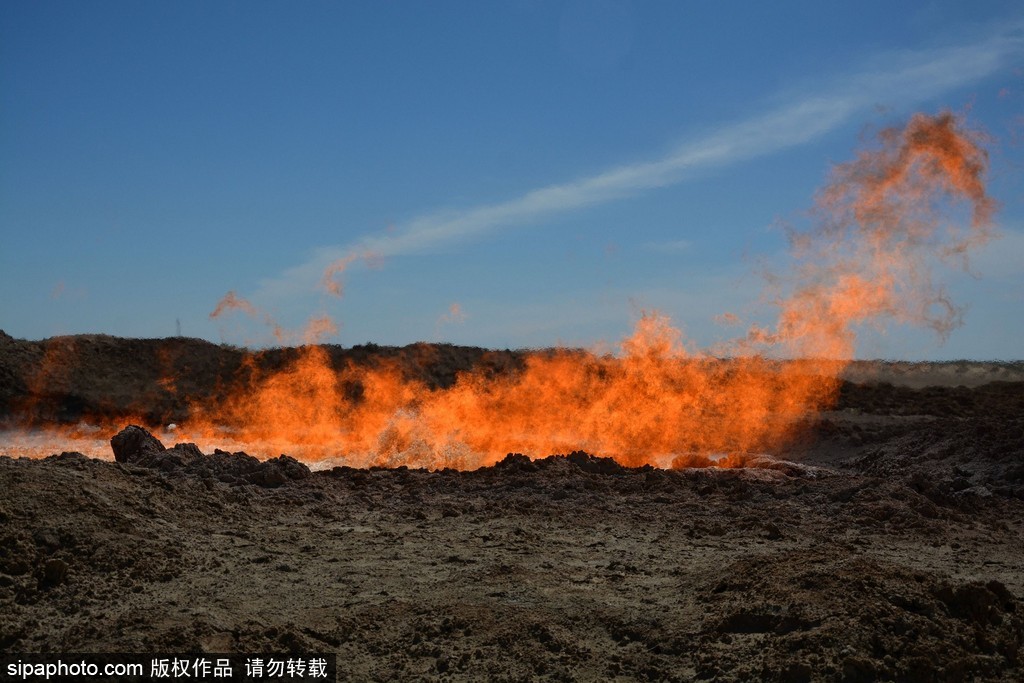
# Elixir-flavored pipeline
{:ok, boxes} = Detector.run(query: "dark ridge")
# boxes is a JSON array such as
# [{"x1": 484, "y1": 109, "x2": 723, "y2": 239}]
[
  {"x1": 108, "y1": 424, "x2": 310, "y2": 488},
  {"x1": 0, "y1": 332, "x2": 525, "y2": 426}
]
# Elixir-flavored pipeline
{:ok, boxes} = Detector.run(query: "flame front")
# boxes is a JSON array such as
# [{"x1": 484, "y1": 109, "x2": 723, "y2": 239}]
[
  {"x1": 6, "y1": 112, "x2": 998, "y2": 469},
  {"x1": 177, "y1": 313, "x2": 840, "y2": 468}
]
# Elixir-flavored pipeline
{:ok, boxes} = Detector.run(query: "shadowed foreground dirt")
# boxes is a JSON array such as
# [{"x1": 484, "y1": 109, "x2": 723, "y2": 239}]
[
  {"x1": 2, "y1": 420, "x2": 1023, "y2": 681},
  {"x1": 1, "y1": 333, "x2": 1023, "y2": 681}
]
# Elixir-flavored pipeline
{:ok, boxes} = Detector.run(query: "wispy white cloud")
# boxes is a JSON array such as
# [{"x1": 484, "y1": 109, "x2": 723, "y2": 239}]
[{"x1": 253, "y1": 25, "x2": 1023, "y2": 307}]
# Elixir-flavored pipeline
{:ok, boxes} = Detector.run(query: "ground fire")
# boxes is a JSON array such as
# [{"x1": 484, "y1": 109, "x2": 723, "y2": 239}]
[{"x1": 0, "y1": 112, "x2": 998, "y2": 469}]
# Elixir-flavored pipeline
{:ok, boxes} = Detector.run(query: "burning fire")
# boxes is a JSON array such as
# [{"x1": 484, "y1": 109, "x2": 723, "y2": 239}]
[{"x1": 4, "y1": 112, "x2": 997, "y2": 469}]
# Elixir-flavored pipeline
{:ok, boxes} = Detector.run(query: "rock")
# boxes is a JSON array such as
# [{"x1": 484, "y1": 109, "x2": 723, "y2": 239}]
[
  {"x1": 171, "y1": 442, "x2": 204, "y2": 459},
  {"x1": 136, "y1": 443, "x2": 203, "y2": 472},
  {"x1": 110, "y1": 425, "x2": 166, "y2": 463},
  {"x1": 494, "y1": 453, "x2": 537, "y2": 472},
  {"x1": 109, "y1": 426, "x2": 212, "y2": 472},
  {"x1": 564, "y1": 450, "x2": 625, "y2": 474},
  {"x1": 41, "y1": 558, "x2": 68, "y2": 587},
  {"x1": 106, "y1": 426, "x2": 307, "y2": 488},
  {"x1": 246, "y1": 455, "x2": 310, "y2": 487}
]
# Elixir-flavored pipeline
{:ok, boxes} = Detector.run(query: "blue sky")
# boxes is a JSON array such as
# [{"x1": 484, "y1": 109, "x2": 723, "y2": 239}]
[{"x1": 1, "y1": 1, "x2": 1022, "y2": 359}]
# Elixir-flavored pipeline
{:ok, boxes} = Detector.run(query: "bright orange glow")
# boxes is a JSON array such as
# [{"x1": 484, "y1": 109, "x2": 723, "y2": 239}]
[{"x1": 4, "y1": 112, "x2": 997, "y2": 469}]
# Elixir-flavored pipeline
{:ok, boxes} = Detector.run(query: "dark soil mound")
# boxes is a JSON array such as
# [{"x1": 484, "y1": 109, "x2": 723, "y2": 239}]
[{"x1": 2, "y1": 439, "x2": 1022, "y2": 680}]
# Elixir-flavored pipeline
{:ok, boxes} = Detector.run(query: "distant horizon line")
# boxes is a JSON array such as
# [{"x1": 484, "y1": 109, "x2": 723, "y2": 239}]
[{"x1": 4, "y1": 328, "x2": 1021, "y2": 365}]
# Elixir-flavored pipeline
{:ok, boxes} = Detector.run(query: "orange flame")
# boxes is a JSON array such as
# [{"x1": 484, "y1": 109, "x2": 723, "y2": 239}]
[
  {"x1": 5, "y1": 112, "x2": 998, "y2": 469},
  {"x1": 748, "y1": 111, "x2": 995, "y2": 358},
  {"x1": 18, "y1": 338, "x2": 76, "y2": 423}
]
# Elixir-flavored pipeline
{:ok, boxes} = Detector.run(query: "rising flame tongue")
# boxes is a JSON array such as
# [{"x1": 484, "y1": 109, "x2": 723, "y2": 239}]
[
  {"x1": 757, "y1": 111, "x2": 995, "y2": 360},
  {"x1": 13, "y1": 112, "x2": 998, "y2": 469},
  {"x1": 174, "y1": 111, "x2": 995, "y2": 469}
]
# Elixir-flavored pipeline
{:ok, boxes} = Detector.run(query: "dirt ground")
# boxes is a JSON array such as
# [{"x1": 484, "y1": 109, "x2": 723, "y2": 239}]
[{"x1": 1, "y1": 333, "x2": 1023, "y2": 681}]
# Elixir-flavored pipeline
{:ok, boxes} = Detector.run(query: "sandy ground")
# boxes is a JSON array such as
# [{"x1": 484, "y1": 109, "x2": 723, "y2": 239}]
[{"x1": 1, "y1": 334, "x2": 1023, "y2": 681}]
